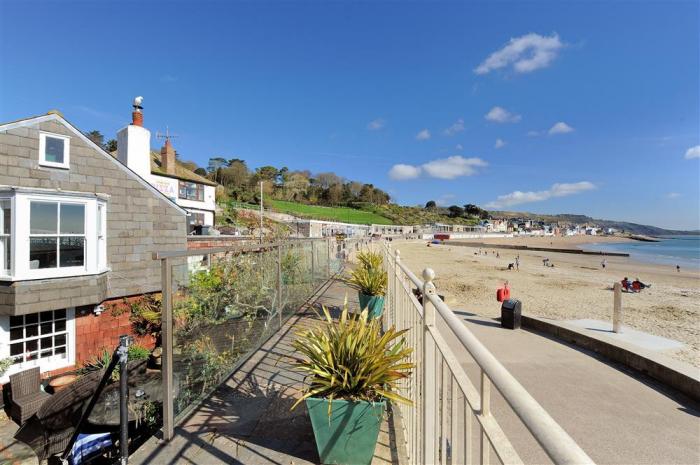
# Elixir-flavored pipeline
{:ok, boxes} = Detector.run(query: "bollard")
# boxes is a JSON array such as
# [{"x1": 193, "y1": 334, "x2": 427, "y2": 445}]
[{"x1": 613, "y1": 282, "x2": 622, "y2": 333}]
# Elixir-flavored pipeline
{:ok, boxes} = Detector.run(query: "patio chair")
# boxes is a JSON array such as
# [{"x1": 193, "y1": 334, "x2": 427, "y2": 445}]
[{"x1": 9, "y1": 367, "x2": 51, "y2": 424}]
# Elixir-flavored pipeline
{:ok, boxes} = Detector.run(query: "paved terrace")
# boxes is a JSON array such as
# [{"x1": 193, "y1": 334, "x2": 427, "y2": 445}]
[{"x1": 131, "y1": 278, "x2": 404, "y2": 465}]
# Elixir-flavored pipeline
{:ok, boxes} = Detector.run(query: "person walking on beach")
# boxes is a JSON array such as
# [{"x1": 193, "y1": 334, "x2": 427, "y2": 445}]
[
  {"x1": 515, "y1": 255, "x2": 520, "y2": 271},
  {"x1": 677, "y1": 264, "x2": 680, "y2": 273},
  {"x1": 601, "y1": 258, "x2": 607, "y2": 270}
]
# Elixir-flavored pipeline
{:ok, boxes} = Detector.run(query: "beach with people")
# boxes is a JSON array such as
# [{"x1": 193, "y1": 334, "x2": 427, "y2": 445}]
[{"x1": 395, "y1": 236, "x2": 700, "y2": 367}]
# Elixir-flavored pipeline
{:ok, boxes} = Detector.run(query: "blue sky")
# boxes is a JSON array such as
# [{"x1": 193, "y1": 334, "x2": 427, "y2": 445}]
[{"x1": 1, "y1": 0, "x2": 698, "y2": 229}]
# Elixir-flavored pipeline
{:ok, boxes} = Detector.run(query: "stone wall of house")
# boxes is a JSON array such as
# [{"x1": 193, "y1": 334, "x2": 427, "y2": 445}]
[{"x1": 0, "y1": 117, "x2": 188, "y2": 314}]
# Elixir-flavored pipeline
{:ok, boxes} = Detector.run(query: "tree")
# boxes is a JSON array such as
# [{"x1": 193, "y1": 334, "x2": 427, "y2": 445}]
[
  {"x1": 448, "y1": 205, "x2": 465, "y2": 218},
  {"x1": 85, "y1": 130, "x2": 104, "y2": 148},
  {"x1": 315, "y1": 172, "x2": 342, "y2": 189},
  {"x1": 208, "y1": 157, "x2": 228, "y2": 173},
  {"x1": 194, "y1": 168, "x2": 207, "y2": 176},
  {"x1": 425, "y1": 200, "x2": 437, "y2": 209},
  {"x1": 104, "y1": 139, "x2": 117, "y2": 152}
]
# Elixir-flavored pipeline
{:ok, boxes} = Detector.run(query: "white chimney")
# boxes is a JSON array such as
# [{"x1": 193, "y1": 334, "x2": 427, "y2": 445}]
[{"x1": 116, "y1": 96, "x2": 152, "y2": 180}]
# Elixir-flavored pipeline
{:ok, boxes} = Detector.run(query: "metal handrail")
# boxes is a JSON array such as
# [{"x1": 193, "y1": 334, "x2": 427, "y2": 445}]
[{"x1": 387, "y1": 243, "x2": 594, "y2": 465}]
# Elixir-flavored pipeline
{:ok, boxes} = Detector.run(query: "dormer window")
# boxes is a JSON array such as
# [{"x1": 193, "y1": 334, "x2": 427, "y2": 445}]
[{"x1": 39, "y1": 132, "x2": 70, "y2": 169}]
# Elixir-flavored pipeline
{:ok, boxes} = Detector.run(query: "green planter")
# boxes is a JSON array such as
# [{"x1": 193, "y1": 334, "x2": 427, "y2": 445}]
[
  {"x1": 306, "y1": 397, "x2": 386, "y2": 465},
  {"x1": 358, "y1": 293, "x2": 385, "y2": 319}
]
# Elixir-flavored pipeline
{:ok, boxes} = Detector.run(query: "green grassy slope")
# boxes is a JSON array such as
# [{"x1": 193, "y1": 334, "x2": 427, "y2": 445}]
[{"x1": 270, "y1": 200, "x2": 393, "y2": 224}]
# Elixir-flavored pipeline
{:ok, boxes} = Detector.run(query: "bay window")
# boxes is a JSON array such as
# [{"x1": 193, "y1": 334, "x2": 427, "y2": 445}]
[{"x1": 0, "y1": 188, "x2": 108, "y2": 280}]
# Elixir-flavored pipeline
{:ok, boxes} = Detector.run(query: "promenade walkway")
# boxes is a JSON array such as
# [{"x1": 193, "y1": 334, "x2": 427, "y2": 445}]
[
  {"x1": 443, "y1": 310, "x2": 700, "y2": 464},
  {"x1": 131, "y1": 278, "x2": 403, "y2": 465}
]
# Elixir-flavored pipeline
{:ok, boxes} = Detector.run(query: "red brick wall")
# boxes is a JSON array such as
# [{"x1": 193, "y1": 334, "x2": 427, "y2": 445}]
[{"x1": 75, "y1": 296, "x2": 156, "y2": 365}]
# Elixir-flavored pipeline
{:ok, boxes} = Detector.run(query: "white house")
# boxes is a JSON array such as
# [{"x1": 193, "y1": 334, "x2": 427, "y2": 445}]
[{"x1": 116, "y1": 98, "x2": 218, "y2": 232}]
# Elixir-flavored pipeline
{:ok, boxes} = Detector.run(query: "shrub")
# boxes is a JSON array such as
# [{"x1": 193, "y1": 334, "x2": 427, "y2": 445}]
[
  {"x1": 346, "y1": 265, "x2": 387, "y2": 296},
  {"x1": 291, "y1": 305, "x2": 413, "y2": 411}
]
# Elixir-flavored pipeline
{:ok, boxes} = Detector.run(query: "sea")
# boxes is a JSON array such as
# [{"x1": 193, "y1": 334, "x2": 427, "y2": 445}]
[{"x1": 580, "y1": 235, "x2": 700, "y2": 269}]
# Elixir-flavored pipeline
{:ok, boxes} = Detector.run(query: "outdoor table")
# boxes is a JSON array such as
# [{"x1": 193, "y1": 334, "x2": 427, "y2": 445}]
[{"x1": 86, "y1": 366, "x2": 172, "y2": 431}]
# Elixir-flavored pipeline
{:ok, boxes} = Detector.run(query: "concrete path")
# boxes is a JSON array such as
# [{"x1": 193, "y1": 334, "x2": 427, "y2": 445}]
[
  {"x1": 131, "y1": 278, "x2": 403, "y2": 465},
  {"x1": 0, "y1": 414, "x2": 39, "y2": 465},
  {"x1": 443, "y1": 310, "x2": 700, "y2": 465}
]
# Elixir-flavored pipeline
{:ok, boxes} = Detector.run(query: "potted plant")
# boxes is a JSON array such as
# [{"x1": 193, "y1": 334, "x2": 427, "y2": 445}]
[
  {"x1": 346, "y1": 251, "x2": 387, "y2": 319},
  {"x1": 292, "y1": 306, "x2": 413, "y2": 465}
]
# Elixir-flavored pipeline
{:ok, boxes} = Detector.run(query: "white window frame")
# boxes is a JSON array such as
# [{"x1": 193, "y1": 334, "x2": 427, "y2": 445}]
[
  {"x1": 0, "y1": 197, "x2": 11, "y2": 278},
  {"x1": 28, "y1": 200, "x2": 86, "y2": 275},
  {"x1": 0, "y1": 191, "x2": 109, "y2": 281},
  {"x1": 39, "y1": 132, "x2": 71, "y2": 169},
  {"x1": 0, "y1": 308, "x2": 76, "y2": 382}
]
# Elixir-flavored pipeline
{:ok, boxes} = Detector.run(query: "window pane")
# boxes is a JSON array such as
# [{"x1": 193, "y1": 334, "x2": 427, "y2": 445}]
[
  {"x1": 44, "y1": 136, "x2": 64, "y2": 163},
  {"x1": 1, "y1": 236, "x2": 10, "y2": 274},
  {"x1": 60, "y1": 204, "x2": 85, "y2": 234},
  {"x1": 30, "y1": 237, "x2": 57, "y2": 269},
  {"x1": 40, "y1": 322, "x2": 53, "y2": 335},
  {"x1": 25, "y1": 314, "x2": 38, "y2": 325},
  {"x1": 55, "y1": 346, "x2": 66, "y2": 355},
  {"x1": 40, "y1": 311, "x2": 53, "y2": 322},
  {"x1": 26, "y1": 340, "x2": 37, "y2": 352},
  {"x1": 30, "y1": 202, "x2": 58, "y2": 234},
  {"x1": 10, "y1": 316, "x2": 23, "y2": 327},
  {"x1": 40, "y1": 350, "x2": 52, "y2": 359},
  {"x1": 1, "y1": 200, "x2": 10, "y2": 235},
  {"x1": 55, "y1": 309, "x2": 66, "y2": 319},
  {"x1": 10, "y1": 327, "x2": 23, "y2": 341},
  {"x1": 54, "y1": 334, "x2": 66, "y2": 346},
  {"x1": 59, "y1": 237, "x2": 85, "y2": 267},
  {"x1": 41, "y1": 336, "x2": 53, "y2": 349},
  {"x1": 10, "y1": 343, "x2": 23, "y2": 357},
  {"x1": 26, "y1": 325, "x2": 38, "y2": 338},
  {"x1": 55, "y1": 320, "x2": 66, "y2": 332}
]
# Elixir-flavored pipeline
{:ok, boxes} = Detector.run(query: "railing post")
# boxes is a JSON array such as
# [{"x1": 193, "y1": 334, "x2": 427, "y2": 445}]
[
  {"x1": 161, "y1": 257, "x2": 174, "y2": 441},
  {"x1": 613, "y1": 281, "x2": 622, "y2": 333},
  {"x1": 327, "y1": 238, "x2": 331, "y2": 277},
  {"x1": 480, "y1": 368, "x2": 491, "y2": 465},
  {"x1": 422, "y1": 268, "x2": 437, "y2": 465},
  {"x1": 311, "y1": 240, "x2": 316, "y2": 283},
  {"x1": 277, "y1": 244, "x2": 283, "y2": 328}
]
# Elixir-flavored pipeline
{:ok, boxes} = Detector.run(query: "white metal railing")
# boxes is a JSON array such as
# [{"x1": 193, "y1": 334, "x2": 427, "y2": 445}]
[{"x1": 381, "y1": 242, "x2": 594, "y2": 465}]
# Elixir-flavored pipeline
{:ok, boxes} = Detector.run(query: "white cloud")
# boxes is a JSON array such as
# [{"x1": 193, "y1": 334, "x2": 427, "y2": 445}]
[
  {"x1": 443, "y1": 118, "x2": 465, "y2": 136},
  {"x1": 388, "y1": 155, "x2": 487, "y2": 181},
  {"x1": 486, "y1": 181, "x2": 595, "y2": 208},
  {"x1": 475, "y1": 33, "x2": 565, "y2": 75},
  {"x1": 367, "y1": 118, "x2": 385, "y2": 131},
  {"x1": 527, "y1": 130, "x2": 541, "y2": 137},
  {"x1": 422, "y1": 156, "x2": 487, "y2": 179},
  {"x1": 388, "y1": 164, "x2": 422, "y2": 180},
  {"x1": 495, "y1": 138, "x2": 506, "y2": 149},
  {"x1": 485, "y1": 106, "x2": 521, "y2": 123},
  {"x1": 666, "y1": 192, "x2": 682, "y2": 199},
  {"x1": 685, "y1": 145, "x2": 700, "y2": 159},
  {"x1": 416, "y1": 129, "x2": 431, "y2": 141},
  {"x1": 548, "y1": 121, "x2": 574, "y2": 135},
  {"x1": 455, "y1": 144, "x2": 464, "y2": 150}
]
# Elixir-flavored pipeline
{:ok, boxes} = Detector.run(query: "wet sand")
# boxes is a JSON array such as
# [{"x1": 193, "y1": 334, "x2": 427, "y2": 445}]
[{"x1": 395, "y1": 236, "x2": 700, "y2": 367}]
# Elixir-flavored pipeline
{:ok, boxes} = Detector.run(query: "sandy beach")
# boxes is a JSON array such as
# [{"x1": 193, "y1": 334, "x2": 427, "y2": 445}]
[{"x1": 394, "y1": 236, "x2": 700, "y2": 367}]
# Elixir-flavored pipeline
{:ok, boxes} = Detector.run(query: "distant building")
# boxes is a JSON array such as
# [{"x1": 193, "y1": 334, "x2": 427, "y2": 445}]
[
  {"x1": 115, "y1": 99, "x2": 218, "y2": 232},
  {"x1": 371, "y1": 224, "x2": 415, "y2": 236},
  {"x1": 286, "y1": 219, "x2": 370, "y2": 238}
]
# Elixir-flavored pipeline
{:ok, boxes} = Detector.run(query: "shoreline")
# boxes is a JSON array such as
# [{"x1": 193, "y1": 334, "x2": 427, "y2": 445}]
[{"x1": 443, "y1": 240, "x2": 630, "y2": 257}]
